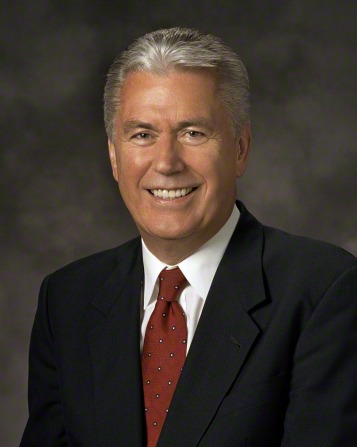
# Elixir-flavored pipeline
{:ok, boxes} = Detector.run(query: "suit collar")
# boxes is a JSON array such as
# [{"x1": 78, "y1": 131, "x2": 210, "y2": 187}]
[
  {"x1": 91, "y1": 238, "x2": 143, "y2": 316},
  {"x1": 88, "y1": 239, "x2": 146, "y2": 446},
  {"x1": 158, "y1": 201, "x2": 268, "y2": 446},
  {"x1": 229, "y1": 200, "x2": 267, "y2": 312}
]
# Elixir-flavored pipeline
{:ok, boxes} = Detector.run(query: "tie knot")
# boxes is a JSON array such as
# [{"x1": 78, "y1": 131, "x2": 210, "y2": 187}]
[{"x1": 157, "y1": 267, "x2": 187, "y2": 302}]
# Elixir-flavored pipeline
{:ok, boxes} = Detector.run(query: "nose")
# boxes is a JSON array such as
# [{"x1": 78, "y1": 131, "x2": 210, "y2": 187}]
[{"x1": 152, "y1": 136, "x2": 185, "y2": 175}]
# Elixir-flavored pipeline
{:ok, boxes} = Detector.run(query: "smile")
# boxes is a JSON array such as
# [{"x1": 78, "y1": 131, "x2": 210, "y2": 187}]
[{"x1": 149, "y1": 187, "x2": 194, "y2": 199}]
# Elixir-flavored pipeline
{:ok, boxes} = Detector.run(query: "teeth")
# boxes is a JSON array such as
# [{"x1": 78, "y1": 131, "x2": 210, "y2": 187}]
[{"x1": 151, "y1": 187, "x2": 193, "y2": 199}]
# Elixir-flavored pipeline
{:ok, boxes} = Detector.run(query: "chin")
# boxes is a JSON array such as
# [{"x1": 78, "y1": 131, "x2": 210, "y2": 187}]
[
  {"x1": 147, "y1": 229, "x2": 190, "y2": 241},
  {"x1": 141, "y1": 223, "x2": 197, "y2": 242}
]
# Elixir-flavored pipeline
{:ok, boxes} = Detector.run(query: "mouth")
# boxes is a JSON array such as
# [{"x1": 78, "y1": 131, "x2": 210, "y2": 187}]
[{"x1": 149, "y1": 187, "x2": 196, "y2": 200}]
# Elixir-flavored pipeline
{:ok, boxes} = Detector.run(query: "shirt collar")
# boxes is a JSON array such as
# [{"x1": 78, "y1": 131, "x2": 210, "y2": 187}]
[{"x1": 141, "y1": 205, "x2": 240, "y2": 309}]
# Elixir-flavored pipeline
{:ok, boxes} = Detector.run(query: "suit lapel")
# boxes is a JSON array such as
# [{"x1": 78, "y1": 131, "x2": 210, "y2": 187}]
[
  {"x1": 158, "y1": 203, "x2": 268, "y2": 447},
  {"x1": 87, "y1": 240, "x2": 146, "y2": 446}
]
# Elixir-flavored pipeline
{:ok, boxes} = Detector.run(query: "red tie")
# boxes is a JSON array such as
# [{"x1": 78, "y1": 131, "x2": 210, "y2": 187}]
[{"x1": 142, "y1": 267, "x2": 188, "y2": 447}]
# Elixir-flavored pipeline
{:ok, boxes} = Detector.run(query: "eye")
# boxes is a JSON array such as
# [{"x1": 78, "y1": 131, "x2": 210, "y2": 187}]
[
  {"x1": 180, "y1": 130, "x2": 208, "y2": 145},
  {"x1": 188, "y1": 130, "x2": 203, "y2": 137},
  {"x1": 130, "y1": 132, "x2": 154, "y2": 146},
  {"x1": 188, "y1": 131, "x2": 203, "y2": 138},
  {"x1": 133, "y1": 132, "x2": 151, "y2": 139}
]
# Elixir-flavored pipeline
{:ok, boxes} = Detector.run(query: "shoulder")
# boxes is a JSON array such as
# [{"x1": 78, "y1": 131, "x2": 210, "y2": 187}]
[
  {"x1": 45, "y1": 236, "x2": 142, "y2": 294},
  {"x1": 237, "y1": 201, "x2": 356, "y2": 279},
  {"x1": 262, "y1": 224, "x2": 357, "y2": 300},
  {"x1": 263, "y1": 224, "x2": 356, "y2": 268}
]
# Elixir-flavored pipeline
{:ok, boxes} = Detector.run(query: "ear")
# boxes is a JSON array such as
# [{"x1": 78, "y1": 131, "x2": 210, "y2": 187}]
[
  {"x1": 108, "y1": 138, "x2": 119, "y2": 182},
  {"x1": 235, "y1": 122, "x2": 252, "y2": 178}
]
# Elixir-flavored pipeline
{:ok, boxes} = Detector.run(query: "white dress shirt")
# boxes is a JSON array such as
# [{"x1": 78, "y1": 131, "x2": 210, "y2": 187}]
[{"x1": 140, "y1": 205, "x2": 240, "y2": 352}]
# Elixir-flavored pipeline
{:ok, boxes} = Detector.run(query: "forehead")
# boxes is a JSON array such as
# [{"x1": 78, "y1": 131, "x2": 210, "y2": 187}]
[
  {"x1": 122, "y1": 67, "x2": 218, "y2": 93},
  {"x1": 118, "y1": 69, "x2": 220, "y2": 121}
]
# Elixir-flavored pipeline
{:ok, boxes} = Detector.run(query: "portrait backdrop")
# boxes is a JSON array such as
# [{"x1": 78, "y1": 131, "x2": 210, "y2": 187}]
[{"x1": 1, "y1": 1, "x2": 356, "y2": 445}]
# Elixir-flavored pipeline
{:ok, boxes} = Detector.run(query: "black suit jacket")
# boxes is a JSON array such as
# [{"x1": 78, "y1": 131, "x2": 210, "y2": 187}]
[{"x1": 20, "y1": 202, "x2": 357, "y2": 446}]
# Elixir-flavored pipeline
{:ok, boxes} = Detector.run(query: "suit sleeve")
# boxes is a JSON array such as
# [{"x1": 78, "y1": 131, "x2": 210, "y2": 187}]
[
  {"x1": 281, "y1": 266, "x2": 357, "y2": 447},
  {"x1": 20, "y1": 276, "x2": 68, "y2": 447}
]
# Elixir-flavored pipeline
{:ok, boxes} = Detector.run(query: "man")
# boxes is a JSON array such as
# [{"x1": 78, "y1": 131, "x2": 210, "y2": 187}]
[{"x1": 20, "y1": 28, "x2": 357, "y2": 447}]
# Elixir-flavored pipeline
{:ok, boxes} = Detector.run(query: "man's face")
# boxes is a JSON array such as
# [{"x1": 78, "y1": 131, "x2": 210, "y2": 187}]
[{"x1": 109, "y1": 69, "x2": 251, "y2": 250}]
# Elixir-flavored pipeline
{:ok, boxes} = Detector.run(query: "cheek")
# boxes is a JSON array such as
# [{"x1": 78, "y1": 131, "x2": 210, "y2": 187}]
[
  {"x1": 198, "y1": 152, "x2": 235, "y2": 188},
  {"x1": 116, "y1": 150, "x2": 148, "y2": 187}
]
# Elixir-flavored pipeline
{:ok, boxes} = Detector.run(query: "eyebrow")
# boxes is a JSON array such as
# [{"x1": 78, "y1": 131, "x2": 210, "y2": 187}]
[
  {"x1": 121, "y1": 117, "x2": 214, "y2": 134},
  {"x1": 122, "y1": 120, "x2": 158, "y2": 134},
  {"x1": 175, "y1": 118, "x2": 214, "y2": 132}
]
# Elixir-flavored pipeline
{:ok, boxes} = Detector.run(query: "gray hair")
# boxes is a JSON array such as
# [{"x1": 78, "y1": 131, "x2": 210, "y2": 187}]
[{"x1": 104, "y1": 27, "x2": 250, "y2": 140}]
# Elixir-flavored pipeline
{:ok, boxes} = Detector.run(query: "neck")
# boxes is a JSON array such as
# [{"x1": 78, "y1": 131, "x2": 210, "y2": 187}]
[
  {"x1": 140, "y1": 214, "x2": 235, "y2": 265},
  {"x1": 141, "y1": 235, "x2": 207, "y2": 265}
]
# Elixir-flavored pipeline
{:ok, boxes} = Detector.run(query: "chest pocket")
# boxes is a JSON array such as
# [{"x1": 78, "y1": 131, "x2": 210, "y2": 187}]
[{"x1": 216, "y1": 370, "x2": 288, "y2": 416}]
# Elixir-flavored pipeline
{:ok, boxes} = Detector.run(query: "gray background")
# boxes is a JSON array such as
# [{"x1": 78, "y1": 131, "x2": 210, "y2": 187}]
[{"x1": 1, "y1": 0, "x2": 356, "y2": 445}]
